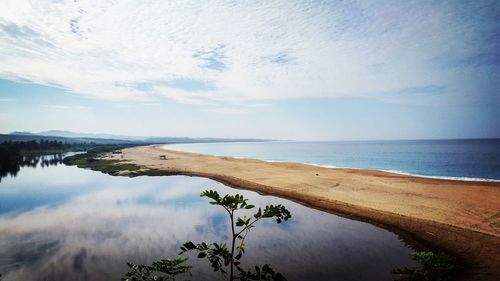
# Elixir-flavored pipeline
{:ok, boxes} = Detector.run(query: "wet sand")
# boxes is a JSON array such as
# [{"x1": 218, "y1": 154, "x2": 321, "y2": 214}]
[{"x1": 108, "y1": 145, "x2": 500, "y2": 279}]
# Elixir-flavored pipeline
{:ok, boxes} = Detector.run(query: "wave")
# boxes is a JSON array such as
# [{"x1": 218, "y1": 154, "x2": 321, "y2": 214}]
[
  {"x1": 321, "y1": 165, "x2": 500, "y2": 182},
  {"x1": 162, "y1": 145, "x2": 500, "y2": 183},
  {"x1": 272, "y1": 160, "x2": 500, "y2": 182}
]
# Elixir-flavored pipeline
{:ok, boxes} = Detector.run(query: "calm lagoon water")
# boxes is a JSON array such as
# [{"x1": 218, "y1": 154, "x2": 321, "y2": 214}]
[
  {"x1": 169, "y1": 139, "x2": 500, "y2": 181},
  {"x1": 0, "y1": 155, "x2": 416, "y2": 280}
]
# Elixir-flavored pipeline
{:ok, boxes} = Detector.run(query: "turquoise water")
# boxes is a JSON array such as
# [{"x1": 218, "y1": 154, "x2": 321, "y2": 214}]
[
  {"x1": 168, "y1": 139, "x2": 500, "y2": 181},
  {"x1": 0, "y1": 155, "x2": 415, "y2": 281}
]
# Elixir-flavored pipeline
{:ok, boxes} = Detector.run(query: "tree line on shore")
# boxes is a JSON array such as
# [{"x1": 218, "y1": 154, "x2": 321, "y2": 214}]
[
  {"x1": 0, "y1": 140, "x2": 97, "y2": 182},
  {"x1": 0, "y1": 139, "x2": 88, "y2": 151}
]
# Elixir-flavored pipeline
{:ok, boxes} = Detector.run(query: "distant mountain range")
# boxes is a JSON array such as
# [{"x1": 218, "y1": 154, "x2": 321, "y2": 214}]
[
  {"x1": 4, "y1": 130, "x2": 270, "y2": 145},
  {"x1": 11, "y1": 130, "x2": 146, "y2": 140}
]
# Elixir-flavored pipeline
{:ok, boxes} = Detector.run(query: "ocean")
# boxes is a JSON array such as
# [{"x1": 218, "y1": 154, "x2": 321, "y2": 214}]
[{"x1": 168, "y1": 139, "x2": 500, "y2": 181}]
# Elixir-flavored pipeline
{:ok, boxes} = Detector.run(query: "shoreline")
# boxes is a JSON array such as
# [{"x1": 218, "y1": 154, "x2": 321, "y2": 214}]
[
  {"x1": 164, "y1": 144, "x2": 500, "y2": 183},
  {"x1": 103, "y1": 145, "x2": 500, "y2": 279}
]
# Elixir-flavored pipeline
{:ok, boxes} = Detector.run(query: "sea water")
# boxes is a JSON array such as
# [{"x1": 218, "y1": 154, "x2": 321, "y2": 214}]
[{"x1": 168, "y1": 139, "x2": 500, "y2": 181}]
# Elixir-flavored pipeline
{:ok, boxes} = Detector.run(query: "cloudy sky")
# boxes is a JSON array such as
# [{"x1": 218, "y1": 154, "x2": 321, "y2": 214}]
[{"x1": 0, "y1": 0, "x2": 498, "y2": 140}]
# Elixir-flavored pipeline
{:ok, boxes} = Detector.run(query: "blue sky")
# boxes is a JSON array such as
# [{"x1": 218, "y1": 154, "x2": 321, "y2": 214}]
[{"x1": 0, "y1": 0, "x2": 499, "y2": 140}]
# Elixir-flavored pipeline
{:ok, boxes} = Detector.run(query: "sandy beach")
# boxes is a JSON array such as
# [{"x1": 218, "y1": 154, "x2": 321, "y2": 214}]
[{"x1": 108, "y1": 145, "x2": 500, "y2": 279}]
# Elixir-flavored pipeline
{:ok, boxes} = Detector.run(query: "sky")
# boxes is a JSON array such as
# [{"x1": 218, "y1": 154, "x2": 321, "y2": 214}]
[{"x1": 0, "y1": 0, "x2": 499, "y2": 141}]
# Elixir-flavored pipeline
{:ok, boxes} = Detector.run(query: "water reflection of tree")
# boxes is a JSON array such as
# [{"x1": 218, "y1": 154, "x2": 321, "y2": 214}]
[
  {"x1": 0, "y1": 154, "x2": 64, "y2": 182},
  {"x1": 0, "y1": 140, "x2": 68, "y2": 182}
]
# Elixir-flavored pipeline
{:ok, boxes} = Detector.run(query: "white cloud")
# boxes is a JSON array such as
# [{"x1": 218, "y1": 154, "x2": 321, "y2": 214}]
[
  {"x1": 203, "y1": 107, "x2": 250, "y2": 114},
  {"x1": 0, "y1": 98, "x2": 15, "y2": 102},
  {"x1": 0, "y1": 1, "x2": 497, "y2": 105},
  {"x1": 45, "y1": 104, "x2": 88, "y2": 110},
  {"x1": 155, "y1": 86, "x2": 217, "y2": 106}
]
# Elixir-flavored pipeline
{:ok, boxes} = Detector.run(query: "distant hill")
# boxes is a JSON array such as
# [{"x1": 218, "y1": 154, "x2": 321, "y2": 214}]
[
  {"x1": 10, "y1": 131, "x2": 38, "y2": 136},
  {"x1": 1, "y1": 134, "x2": 138, "y2": 145},
  {"x1": 4, "y1": 130, "x2": 270, "y2": 145},
  {"x1": 36, "y1": 130, "x2": 143, "y2": 140}
]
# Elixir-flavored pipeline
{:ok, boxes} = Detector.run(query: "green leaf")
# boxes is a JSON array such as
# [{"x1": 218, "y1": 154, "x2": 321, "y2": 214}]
[
  {"x1": 181, "y1": 241, "x2": 196, "y2": 251},
  {"x1": 201, "y1": 190, "x2": 221, "y2": 204},
  {"x1": 125, "y1": 189, "x2": 293, "y2": 281},
  {"x1": 198, "y1": 252, "x2": 207, "y2": 258},
  {"x1": 236, "y1": 217, "x2": 246, "y2": 227},
  {"x1": 235, "y1": 251, "x2": 243, "y2": 260},
  {"x1": 254, "y1": 208, "x2": 262, "y2": 218},
  {"x1": 262, "y1": 204, "x2": 291, "y2": 223}
]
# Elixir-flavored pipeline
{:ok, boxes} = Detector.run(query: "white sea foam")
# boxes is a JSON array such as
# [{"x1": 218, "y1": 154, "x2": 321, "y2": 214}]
[
  {"x1": 300, "y1": 162, "x2": 500, "y2": 182},
  {"x1": 281, "y1": 161, "x2": 500, "y2": 182},
  {"x1": 162, "y1": 144, "x2": 500, "y2": 183}
]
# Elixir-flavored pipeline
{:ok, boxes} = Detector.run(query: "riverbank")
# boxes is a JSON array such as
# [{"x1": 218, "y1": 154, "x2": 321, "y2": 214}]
[{"x1": 98, "y1": 145, "x2": 500, "y2": 279}]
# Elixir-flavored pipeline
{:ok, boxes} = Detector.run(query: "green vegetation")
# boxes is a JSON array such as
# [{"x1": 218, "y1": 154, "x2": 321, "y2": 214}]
[
  {"x1": 0, "y1": 139, "x2": 129, "y2": 159},
  {"x1": 80, "y1": 144, "x2": 138, "y2": 154},
  {"x1": 0, "y1": 140, "x2": 141, "y2": 181},
  {"x1": 1, "y1": 139, "x2": 66, "y2": 152},
  {"x1": 65, "y1": 158, "x2": 142, "y2": 175},
  {"x1": 123, "y1": 190, "x2": 291, "y2": 281},
  {"x1": 393, "y1": 251, "x2": 457, "y2": 281},
  {"x1": 1, "y1": 140, "x2": 69, "y2": 181},
  {"x1": 0, "y1": 133, "x2": 143, "y2": 145},
  {"x1": 1, "y1": 140, "x2": 461, "y2": 280},
  {"x1": 123, "y1": 258, "x2": 192, "y2": 281},
  {"x1": 63, "y1": 145, "x2": 143, "y2": 175}
]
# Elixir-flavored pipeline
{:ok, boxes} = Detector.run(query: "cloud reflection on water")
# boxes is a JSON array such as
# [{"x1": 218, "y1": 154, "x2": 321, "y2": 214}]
[{"x1": 0, "y1": 164, "x2": 415, "y2": 281}]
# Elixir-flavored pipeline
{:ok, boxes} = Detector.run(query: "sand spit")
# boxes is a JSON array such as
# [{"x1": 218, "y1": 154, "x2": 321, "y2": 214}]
[{"x1": 106, "y1": 145, "x2": 500, "y2": 279}]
